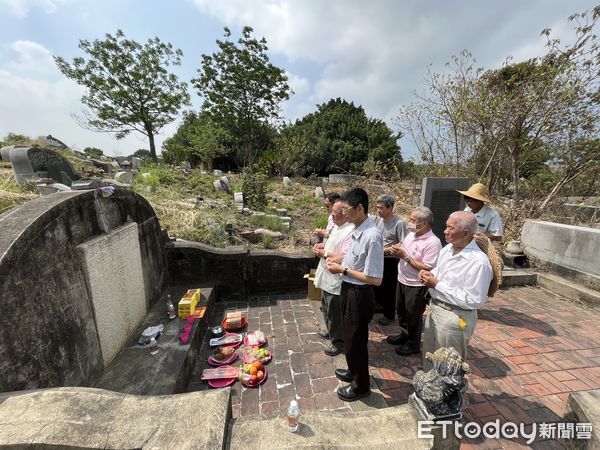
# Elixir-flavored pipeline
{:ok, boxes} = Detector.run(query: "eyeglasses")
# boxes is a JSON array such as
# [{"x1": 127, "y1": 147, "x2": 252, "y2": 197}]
[{"x1": 341, "y1": 205, "x2": 357, "y2": 213}]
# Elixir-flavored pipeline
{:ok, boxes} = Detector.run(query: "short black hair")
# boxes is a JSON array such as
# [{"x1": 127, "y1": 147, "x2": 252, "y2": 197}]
[
  {"x1": 341, "y1": 187, "x2": 369, "y2": 212},
  {"x1": 325, "y1": 192, "x2": 341, "y2": 203}
]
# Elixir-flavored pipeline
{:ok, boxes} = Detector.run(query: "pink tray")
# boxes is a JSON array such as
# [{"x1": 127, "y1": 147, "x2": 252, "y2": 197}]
[
  {"x1": 219, "y1": 333, "x2": 243, "y2": 348},
  {"x1": 208, "y1": 377, "x2": 236, "y2": 388},
  {"x1": 208, "y1": 351, "x2": 238, "y2": 366}
]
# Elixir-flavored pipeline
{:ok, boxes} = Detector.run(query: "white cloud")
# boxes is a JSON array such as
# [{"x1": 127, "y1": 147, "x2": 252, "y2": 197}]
[
  {"x1": 5, "y1": 40, "x2": 56, "y2": 74},
  {"x1": 0, "y1": 0, "x2": 66, "y2": 18}
]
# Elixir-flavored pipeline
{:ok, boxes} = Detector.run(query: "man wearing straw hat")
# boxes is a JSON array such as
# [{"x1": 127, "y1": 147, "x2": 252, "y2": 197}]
[
  {"x1": 457, "y1": 183, "x2": 503, "y2": 242},
  {"x1": 418, "y1": 211, "x2": 493, "y2": 371}
]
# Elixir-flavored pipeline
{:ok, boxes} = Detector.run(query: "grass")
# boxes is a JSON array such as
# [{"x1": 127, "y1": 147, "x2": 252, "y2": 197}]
[
  {"x1": 0, "y1": 170, "x2": 38, "y2": 214},
  {"x1": 248, "y1": 214, "x2": 284, "y2": 232}
]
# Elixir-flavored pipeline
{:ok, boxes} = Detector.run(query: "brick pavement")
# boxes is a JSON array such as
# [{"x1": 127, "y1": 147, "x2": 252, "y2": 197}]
[{"x1": 188, "y1": 286, "x2": 600, "y2": 449}]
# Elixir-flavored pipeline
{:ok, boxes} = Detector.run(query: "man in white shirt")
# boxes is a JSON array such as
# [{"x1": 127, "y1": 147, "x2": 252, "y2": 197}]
[
  {"x1": 458, "y1": 183, "x2": 503, "y2": 242},
  {"x1": 418, "y1": 211, "x2": 493, "y2": 371},
  {"x1": 312, "y1": 200, "x2": 354, "y2": 356}
]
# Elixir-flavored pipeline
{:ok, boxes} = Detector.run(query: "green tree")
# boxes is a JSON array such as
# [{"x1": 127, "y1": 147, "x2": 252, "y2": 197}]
[
  {"x1": 192, "y1": 26, "x2": 292, "y2": 168},
  {"x1": 282, "y1": 98, "x2": 402, "y2": 176},
  {"x1": 133, "y1": 149, "x2": 151, "y2": 160},
  {"x1": 83, "y1": 147, "x2": 104, "y2": 159},
  {"x1": 162, "y1": 111, "x2": 232, "y2": 169},
  {"x1": 54, "y1": 30, "x2": 190, "y2": 163}
]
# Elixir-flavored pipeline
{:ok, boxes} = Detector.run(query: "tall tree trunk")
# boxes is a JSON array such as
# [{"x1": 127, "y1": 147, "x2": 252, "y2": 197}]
[{"x1": 147, "y1": 128, "x2": 158, "y2": 163}]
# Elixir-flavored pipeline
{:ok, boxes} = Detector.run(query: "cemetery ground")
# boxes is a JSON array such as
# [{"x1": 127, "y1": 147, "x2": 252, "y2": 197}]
[{"x1": 191, "y1": 285, "x2": 600, "y2": 449}]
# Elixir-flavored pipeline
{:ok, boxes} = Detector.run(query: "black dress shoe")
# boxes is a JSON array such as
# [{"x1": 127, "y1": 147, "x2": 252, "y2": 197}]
[
  {"x1": 386, "y1": 334, "x2": 408, "y2": 345},
  {"x1": 317, "y1": 330, "x2": 330, "y2": 339},
  {"x1": 324, "y1": 344, "x2": 344, "y2": 356},
  {"x1": 335, "y1": 368, "x2": 353, "y2": 382},
  {"x1": 337, "y1": 385, "x2": 370, "y2": 402},
  {"x1": 395, "y1": 343, "x2": 420, "y2": 356}
]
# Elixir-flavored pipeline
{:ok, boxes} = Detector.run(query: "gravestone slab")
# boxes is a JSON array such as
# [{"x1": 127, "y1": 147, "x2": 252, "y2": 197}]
[
  {"x1": 71, "y1": 179, "x2": 103, "y2": 190},
  {"x1": 329, "y1": 174, "x2": 357, "y2": 184},
  {"x1": 213, "y1": 180, "x2": 225, "y2": 192},
  {"x1": 131, "y1": 157, "x2": 143, "y2": 170},
  {"x1": 315, "y1": 187, "x2": 324, "y2": 198},
  {"x1": 421, "y1": 177, "x2": 470, "y2": 243},
  {"x1": 213, "y1": 169, "x2": 223, "y2": 176},
  {"x1": 283, "y1": 176, "x2": 292, "y2": 188},
  {"x1": 77, "y1": 222, "x2": 146, "y2": 367},
  {"x1": 219, "y1": 176, "x2": 232, "y2": 194},
  {"x1": 115, "y1": 171, "x2": 134, "y2": 184}
]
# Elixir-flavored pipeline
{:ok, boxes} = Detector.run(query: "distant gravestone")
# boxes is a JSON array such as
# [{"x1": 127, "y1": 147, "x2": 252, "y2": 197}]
[
  {"x1": 420, "y1": 177, "x2": 470, "y2": 243},
  {"x1": 213, "y1": 179, "x2": 225, "y2": 192},
  {"x1": 115, "y1": 171, "x2": 134, "y2": 184},
  {"x1": 219, "y1": 176, "x2": 232, "y2": 194},
  {"x1": 110, "y1": 161, "x2": 121, "y2": 172},
  {"x1": 213, "y1": 169, "x2": 223, "y2": 177},
  {"x1": 315, "y1": 187, "x2": 325, "y2": 199},
  {"x1": 283, "y1": 177, "x2": 292, "y2": 188},
  {"x1": 131, "y1": 157, "x2": 143, "y2": 170},
  {"x1": 234, "y1": 192, "x2": 244, "y2": 211},
  {"x1": 180, "y1": 161, "x2": 191, "y2": 170},
  {"x1": 1, "y1": 145, "x2": 19, "y2": 162},
  {"x1": 329, "y1": 174, "x2": 357, "y2": 184},
  {"x1": 9, "y1": 147, "x2": 81, "y2": 186}
]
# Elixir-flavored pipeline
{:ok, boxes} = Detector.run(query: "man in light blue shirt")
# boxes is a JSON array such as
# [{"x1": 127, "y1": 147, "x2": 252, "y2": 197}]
[{"x1": 327, "y1": 187, "x2": 384, "y2": 401}]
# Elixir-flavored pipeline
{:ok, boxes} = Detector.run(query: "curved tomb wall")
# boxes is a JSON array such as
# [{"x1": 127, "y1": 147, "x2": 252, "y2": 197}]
[{"x1": 0, "y1": 189, "x2": 166, "y2": 392}]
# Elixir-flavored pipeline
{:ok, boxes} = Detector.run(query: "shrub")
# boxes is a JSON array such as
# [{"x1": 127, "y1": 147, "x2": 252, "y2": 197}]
[
  {"x1": 241, "y1": 171, "x2": 268, "y2": 210},
  {"x1": 249, "y1": 214, "x2": 283, "y2": 232}
]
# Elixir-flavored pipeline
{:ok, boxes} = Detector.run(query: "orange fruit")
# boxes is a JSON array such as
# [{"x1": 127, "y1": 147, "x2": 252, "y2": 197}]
[
  {"x1": 252, "y1": 360, "x2": 262, "y2": 369},
  {"x1": 256, "y1": 370, "x2": 264, "y2": 380},
  {"x1": 249, "y1": 366, "x2": 258, "y2": 375}
]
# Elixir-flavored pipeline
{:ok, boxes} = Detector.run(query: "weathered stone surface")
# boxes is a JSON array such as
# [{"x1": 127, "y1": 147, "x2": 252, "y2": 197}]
[
  {"x1": 35, "y1": 181, "x2": 71, "y2": 194},
  {"x1": 283, "y1": 176, "x2": 293, "y2": 188},
  {"x1": 566, "y1": 389, "x2": 600, "y2": 448},
  {"x1": 131, "y1": 156, "x2": 143, "y2": 170},
  {"x1": 213, "y1": 179, "x2": 225, "y2": 192},
  {"x1": 229, "y1": 404, "x2": 429, "y2": 449},
  {"x1": 220, "y1": 175, "x2": 232, "y2": 193},
  {"x1": 213, "y1": 169, "x2": 223, "y2": 176},
  {"x1": 114, "y1": 171, "x2": 134, "y2": 184},
  {"x1": 328, "y1": 173, "x2": 357, "y2": 184},
  {"x1": 315, "y1": 186, "x2": 324, "y2": 198},
  {"x1": 8, "y1": 147, "x2": 81, "y2": 186},
  {"x1": 0, "y1": 387, "x2": 230, "y2": 449},
  {"x1": 234, "y1": 192, "x2": 244, "y2": 203},
  {"x1": 413, "y1": 347, "x2": 469, "y2": 417},
  {"x1": 0, "y1": 189, "x2": 166, "y2": 392},
  {"x1": 420, "y1": 177, "x2": 470, "y2": 243}
]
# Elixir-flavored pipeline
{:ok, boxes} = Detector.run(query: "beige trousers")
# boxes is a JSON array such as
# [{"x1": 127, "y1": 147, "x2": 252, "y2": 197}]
[{"x1": 421, "y1": 302, "x2": 478, "y2": 372}]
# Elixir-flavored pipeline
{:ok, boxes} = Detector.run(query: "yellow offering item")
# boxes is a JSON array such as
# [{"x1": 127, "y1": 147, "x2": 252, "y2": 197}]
[{"x1": 458, "y1": 317, "x2": 468, "y2": 330}]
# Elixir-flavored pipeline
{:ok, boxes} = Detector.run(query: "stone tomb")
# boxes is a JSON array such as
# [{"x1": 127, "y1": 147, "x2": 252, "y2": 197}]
[
  {"x1": 7, "y1": 147, "x2": 81, "y2": 186},
  {"x1": 77, "y1": 222, "x2": 146, "y2": 366},
  {"x1": 420, "y1": 177, "x2": 470, "y2": 242}
]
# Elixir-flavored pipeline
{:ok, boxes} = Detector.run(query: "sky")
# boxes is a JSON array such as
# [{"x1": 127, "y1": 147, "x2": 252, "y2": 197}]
[{"x1": 0, "y1": 0, "x2": 596, "y2": 160}]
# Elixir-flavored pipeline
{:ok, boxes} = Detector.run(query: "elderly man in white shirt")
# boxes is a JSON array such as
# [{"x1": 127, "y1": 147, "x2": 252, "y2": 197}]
[
  {"x1": 418, "y1": 211, "x2": 493, "y2": 371},
  {"x1": 313, "y1": 200, "x2": 354, "y2": 356}
]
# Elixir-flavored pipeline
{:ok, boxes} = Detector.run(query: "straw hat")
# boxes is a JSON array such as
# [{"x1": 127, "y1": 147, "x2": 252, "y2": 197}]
[
  {"x1": 474, "y1": 235, "x2": 503, "y2": 297},
  {"x1": 457, "y1": 183, "x2": 492, "y2": 203}
]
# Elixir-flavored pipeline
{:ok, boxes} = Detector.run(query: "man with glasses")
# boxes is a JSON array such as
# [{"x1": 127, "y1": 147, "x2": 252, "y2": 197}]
[
  {"x1": 314, "y1": 192, "x2": 341, "y2": 242},
  {"x1": 312, "y1": 200, "x2": 354, "y2": 356},
  {"x1": 387, "y1": 207, "x2": 442, "y2": 356},
  {"x1": 326, "y1": 188, "x2": 384, "y2": 401},
  {"x1": 458, "y1": 183, "x2": 503, "y2": 242}
]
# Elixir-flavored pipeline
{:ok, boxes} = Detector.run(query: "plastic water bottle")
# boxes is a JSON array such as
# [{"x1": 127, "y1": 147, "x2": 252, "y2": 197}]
[
  {"x1": 286, "y1": 400, "x2": 300, "y2": 432},
  {"x1": 149, "y1": 337, "x2": 159, "y2": 355},
  {"x1": 167, "y1": 294, "x2": 176, "y2": 320}
]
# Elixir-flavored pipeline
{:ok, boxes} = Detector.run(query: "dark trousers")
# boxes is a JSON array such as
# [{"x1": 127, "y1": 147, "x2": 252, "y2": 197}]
[
  {"x1": 341, "y1": 281, "x2": 375, "y2": 393},
  {"x1": 396, "y1": 282, "x2": 429, "y2": 349},
  {"x1": 374, "y1": 257, "x2": 398, "y2": 320},
  {"x1": 322, "y1": 290, "x2": 344, "y2": 347}
]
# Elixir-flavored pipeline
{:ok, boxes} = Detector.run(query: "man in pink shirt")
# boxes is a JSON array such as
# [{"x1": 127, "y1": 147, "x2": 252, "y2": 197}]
[{"x1": 388, "y1": 207, "x2": 442, "y2": 355}]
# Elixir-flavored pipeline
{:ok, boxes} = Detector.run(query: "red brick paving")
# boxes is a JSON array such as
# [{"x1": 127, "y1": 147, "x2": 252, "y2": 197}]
[{"x1": 188, "y1": 287, "x2": 600, "y2": 448}]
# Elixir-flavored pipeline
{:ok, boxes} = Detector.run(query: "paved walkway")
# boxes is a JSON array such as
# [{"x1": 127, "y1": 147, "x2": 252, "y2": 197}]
[{"x1": 188, "y1": 286, "x2": 600, "y2": 449}]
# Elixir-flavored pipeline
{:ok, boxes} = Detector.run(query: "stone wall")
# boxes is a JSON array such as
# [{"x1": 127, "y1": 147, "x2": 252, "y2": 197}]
[
  {"x1": 0, "y1": 189, "x2": 166, "y2": 392},
  {"x1": 521, "y1": 220, "x2": 600, "y2": 289},
  {"x1": 167, "y1": 241, "x2": 317, "y2": 300}
]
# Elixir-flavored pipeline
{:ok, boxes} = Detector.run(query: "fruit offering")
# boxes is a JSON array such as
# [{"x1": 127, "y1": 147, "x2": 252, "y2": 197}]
[
  {"x1": 242, "y1": 346, "x2": 271, "y2": 364},
  {"x1": 239, "y1": 361, "x2": 266, "y2": 385}
]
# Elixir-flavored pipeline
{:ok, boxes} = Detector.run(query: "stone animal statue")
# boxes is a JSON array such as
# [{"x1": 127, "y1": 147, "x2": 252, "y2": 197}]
[{"x1": 413, "y1": 347, "x2": 470, "y2": 416}]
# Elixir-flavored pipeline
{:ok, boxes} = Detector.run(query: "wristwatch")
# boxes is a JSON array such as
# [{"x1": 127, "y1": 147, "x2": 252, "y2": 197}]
[
  {"x1": 403, "y1": 256, "x2": 411, "y2": 263},
  {"x1": 343, "y1": 268, "x2": 348, "y2": 276}
]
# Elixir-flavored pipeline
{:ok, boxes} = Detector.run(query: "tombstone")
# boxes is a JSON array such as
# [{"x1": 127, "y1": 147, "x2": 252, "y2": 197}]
[
  {"x1": 71, "y1": 179, "x2": 103, "y2": 190},
  {"x1": 115, "y1": 171, "x2": 134, "y2": 184},
  {"x1": 219, "y1": 176, "x2": 232, "y2": 194},
  {"x1": 421, "y1": 177, "x2": 470, "y2": 243},
  {"x1": 131, "y1": 157, "x2": 143, "y2": 170},
  {"x1": 275, "y1": 208, "x2": 288, "y2": 216},
  {"x1": 213, "y1": 169, "x2": 223, "y2": 177},
  {"x1": 39, "y1": 134, "x2": 68, "y2": 149},
  {"x1": 180, "y1": 161, "x2": 191, "y2": 170},
  {"x1": 90, "y1": 159, "x2": 113, "y2": 173},
  {"x1": 110, "y1": 161, "x2": 121, "y2": 172},
  {"x1": 234, "y1": 192, "x2": 244, "y2": 211},
  {"x1": 213, "y1": 180, "x2": 225, "y2": 192},
  {"x1": 282, "y1": 177, "x2": 293, "y2": 188},
  {"x1": 35, "y1": 181, "x2": 71, "y2": 195},
  {"x1": 315, "y1": 187, "x2": 325, "y2": 199},
  {"x1": 1, "y1": 145, "x2": 20, "y2": 162},
  {"x1": 8, "y1": 147, "x2": 81, "y2": 186},
  {"x1": 328, "y1": 174, "x2": 357, "y2": 184}
]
